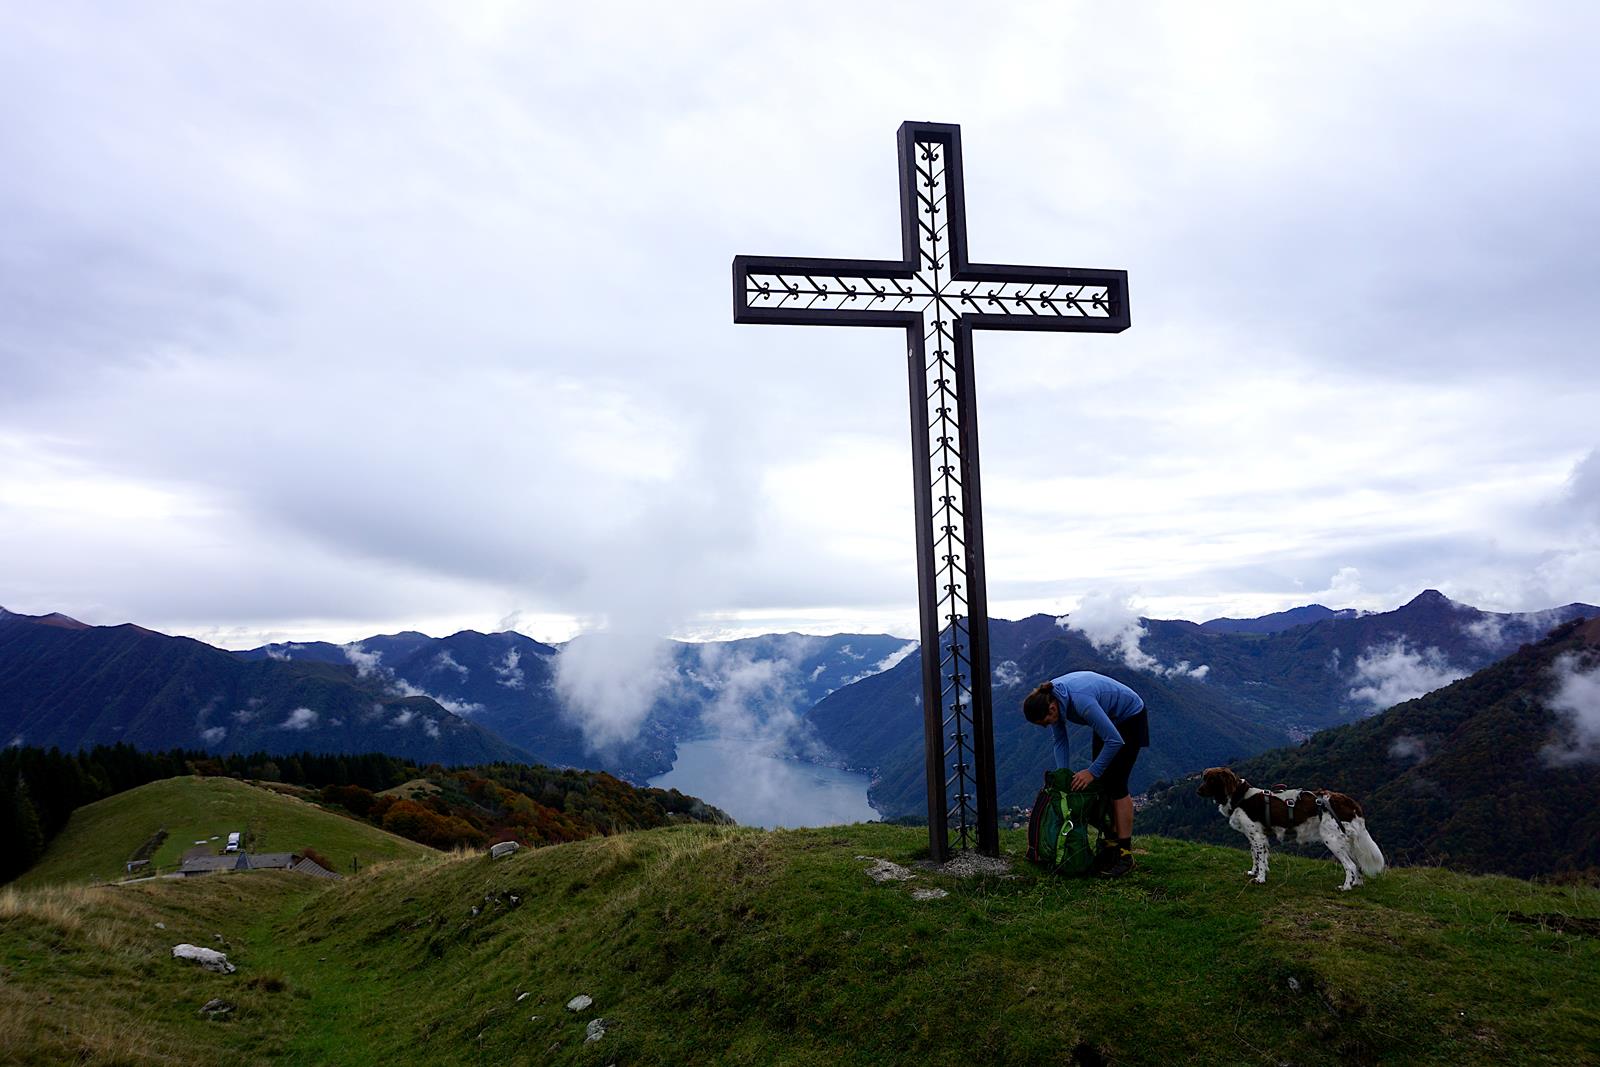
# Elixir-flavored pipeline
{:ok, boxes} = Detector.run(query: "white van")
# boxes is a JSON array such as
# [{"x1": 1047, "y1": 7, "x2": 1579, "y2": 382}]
[{"x1": 225, "y1": 832, "x2": 241, "y2": 853}]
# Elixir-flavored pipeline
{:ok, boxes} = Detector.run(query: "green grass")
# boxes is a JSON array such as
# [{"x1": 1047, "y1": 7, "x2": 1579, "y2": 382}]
[
  {"x1": 2, "y1": 825, "x2": 1597, "y2": 1065},
  {"x1": 15, "y1": 776, "x2": 428, "y2": 888}
]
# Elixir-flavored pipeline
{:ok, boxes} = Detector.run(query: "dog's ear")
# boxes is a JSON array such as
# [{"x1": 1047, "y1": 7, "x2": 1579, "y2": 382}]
[{"x1": 1209, "y1": 767, "x2": 1239, "y2": 799}]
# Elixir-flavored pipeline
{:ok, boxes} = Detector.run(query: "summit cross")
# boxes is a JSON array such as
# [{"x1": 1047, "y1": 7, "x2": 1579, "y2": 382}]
[{"x1": 731, "y1": 121, "x2": 1130, "y2": 860}]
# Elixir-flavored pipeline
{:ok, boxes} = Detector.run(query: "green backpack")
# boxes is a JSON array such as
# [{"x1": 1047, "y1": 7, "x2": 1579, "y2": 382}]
[{"x1": 1025, "y1": 769, "x2": 1111, "y2": 875}]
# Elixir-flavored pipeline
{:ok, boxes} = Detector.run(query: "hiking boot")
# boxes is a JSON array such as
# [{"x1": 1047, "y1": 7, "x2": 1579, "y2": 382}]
[
  {"x1": 1098, "y1": 851, "x2": 1135, "y2": 878},
  {"x1": 1091, "y1": 843, "x2": 1119, "y2": 872}
]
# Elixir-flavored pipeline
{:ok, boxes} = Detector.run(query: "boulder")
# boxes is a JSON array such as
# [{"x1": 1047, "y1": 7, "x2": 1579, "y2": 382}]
[
  {"x1": 197, "y1": 998, "x2": 234, "y2": 1018},
  {"x1": 911, "y1": 888, "x2": 949, "y2": 901},
  {"x1": 858, "y1": 857, "x2": 916, "y2": 883},
  {"x1": 566, "y1": 994, "x2": 593, "y2": 1012},
  {"x1": 585, "y1": 1018, "x2": 607, "y2": 1043},
  {"x1": 490, "y1": 841, "x2": 520, "y2": 859},
  {"x1": 172, "y1": 944, "x2": 236, "y2": 974}
]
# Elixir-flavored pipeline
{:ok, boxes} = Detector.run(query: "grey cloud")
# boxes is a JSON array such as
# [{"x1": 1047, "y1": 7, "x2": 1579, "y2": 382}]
[
  {"x1": 1347, "y1": 642, "x2": 1467, "y2": 711},
  {"x1": 1058, "y1": 592, "x2": 1209, "y2": 680},
  {"x1": 1542, "y1": 651, "x2": 1600, "y2": 765},
  {"x1": 2, "y1": 3, "x2": 1598, "y2": 646},
  {"x1": 1564, "y1": 450, "x2": 1600, "y2": 526},
  {"x1": 432, "y1": 651, "x2": 469, "y2": 680},
  {"x1": 1387, "y1": 735, "x2": 1427, "y2": 763},
  {"x1": 279, "y1": 707, "x2": 318, "y2": 731},
  {"x1": 492, "y1": 648, "x2": 525, "y2": 690}
]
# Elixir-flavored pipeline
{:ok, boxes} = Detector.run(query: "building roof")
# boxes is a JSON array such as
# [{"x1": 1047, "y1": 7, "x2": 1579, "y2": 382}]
[
  {"x1": 178, "y1": 854, "x2": 244, "y2": 874},
  {"x1": 243, "y1": 853, "x2": 297, "y2": 870},
  {"x1": 291, "y1": 857, "x2": 341, "y2": 879}
]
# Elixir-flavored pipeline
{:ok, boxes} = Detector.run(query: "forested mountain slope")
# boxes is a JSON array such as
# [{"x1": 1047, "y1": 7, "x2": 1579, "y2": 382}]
[
  {"x1": 0, "y1": 611, "x2": 522, "y2": 765},
  {"x1": 1140, "y1": 616, "x2": 1600, "y2": 880}
]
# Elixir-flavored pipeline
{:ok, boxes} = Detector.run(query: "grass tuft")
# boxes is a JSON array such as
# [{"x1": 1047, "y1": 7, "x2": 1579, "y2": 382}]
[{"x1": 0, "y1": 884, "x2": 90, "y2": 933}]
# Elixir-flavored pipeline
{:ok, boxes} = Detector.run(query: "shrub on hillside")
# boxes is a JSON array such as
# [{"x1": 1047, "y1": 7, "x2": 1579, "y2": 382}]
[
  {"x1": 299, "y1": 846, "x2": 334, "y2": 871},
  {"x1": 320, "y1": 784, "x2": 375, "y2": 817}
]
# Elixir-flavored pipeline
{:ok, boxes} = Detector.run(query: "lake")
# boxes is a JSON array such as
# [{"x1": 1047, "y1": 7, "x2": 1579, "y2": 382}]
[{"x1": 648, "y1": 737, "x2": 879, "y2": 829}]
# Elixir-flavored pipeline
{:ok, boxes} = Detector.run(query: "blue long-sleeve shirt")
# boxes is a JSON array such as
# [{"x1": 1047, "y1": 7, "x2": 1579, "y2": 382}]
[{"x1": 1048, "y1": 672, "x2": 1146, "y2": 779}]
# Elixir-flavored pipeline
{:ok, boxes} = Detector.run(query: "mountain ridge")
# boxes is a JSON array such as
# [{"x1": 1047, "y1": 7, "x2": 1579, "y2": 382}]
[
  {"x1": 0, "y1": 611, "x2": 526, "y2": 765},
  {"x1": 6, "y1": 592, "x2": 1596, "y2": 826},
  {"x1": 1200, "y1": 602, "x2": 1361, "y2": 633}
]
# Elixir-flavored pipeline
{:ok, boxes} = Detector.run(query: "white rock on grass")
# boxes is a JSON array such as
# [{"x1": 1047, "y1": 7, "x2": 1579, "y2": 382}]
[
  {"x1": 566, "y1": 994, "x2": 593, "y2": 1012},
  {"x1": 172, "y1": 944, "x2": 236, "y2": 974},
  {"x1": 859, "y1": 857, "x2": 916, "y2": 883},
  {"x1": 490, "y1": 841, "x2": 520, "y2": 859},
  {"x1": 585, "y1": 1018, "x2": 607, "y2": 1043},
  {"x1": 516, "y1": 991, "x2": 531, "y2": 1002},
  {"x1": 911, "y1": 888, "x2": 949, "y2": 901}
]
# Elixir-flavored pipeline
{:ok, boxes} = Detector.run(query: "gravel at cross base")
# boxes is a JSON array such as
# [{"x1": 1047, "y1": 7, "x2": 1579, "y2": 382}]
[{"x1": 928, "y1": 852, "x2": 1015, "y2": 878}]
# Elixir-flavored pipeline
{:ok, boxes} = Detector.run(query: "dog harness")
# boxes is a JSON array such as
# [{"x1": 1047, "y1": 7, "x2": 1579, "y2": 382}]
[
  {"x1": 1227, "y1": 779, "x2": 1305, "y2": 833},
  {"x1": 1226, "y1": 779, "x2": 1273, "y2": 826},
  {"x1": 1315, "y1": 791, "x2": 1347, "y2": 830}
]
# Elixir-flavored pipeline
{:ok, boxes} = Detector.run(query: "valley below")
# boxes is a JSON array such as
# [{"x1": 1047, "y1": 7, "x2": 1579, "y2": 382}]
[{"x1": 646, "y1": 736, "x2": 877, "y2": 829}]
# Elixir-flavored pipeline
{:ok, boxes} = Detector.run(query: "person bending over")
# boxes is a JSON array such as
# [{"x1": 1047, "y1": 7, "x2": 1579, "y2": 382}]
[{"x1": 1023, "y1": 671, "x2": 1149, "y2": 877}]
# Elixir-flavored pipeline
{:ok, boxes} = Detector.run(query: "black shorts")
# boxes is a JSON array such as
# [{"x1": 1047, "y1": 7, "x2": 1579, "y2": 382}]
[{"x1": 1091, "y1": 710, "x2": 1148, "y2": 801}]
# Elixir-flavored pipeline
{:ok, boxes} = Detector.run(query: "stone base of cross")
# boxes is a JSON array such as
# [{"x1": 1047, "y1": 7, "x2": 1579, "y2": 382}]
[{"x1": 732, "y1": 121, "x2": 1129, "y2": 860}]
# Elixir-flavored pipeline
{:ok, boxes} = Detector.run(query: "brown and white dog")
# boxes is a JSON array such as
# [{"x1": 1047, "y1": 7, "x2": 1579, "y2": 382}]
[{"x1": 1196, "y1": 767, "x2": 1385, "y2": 890}]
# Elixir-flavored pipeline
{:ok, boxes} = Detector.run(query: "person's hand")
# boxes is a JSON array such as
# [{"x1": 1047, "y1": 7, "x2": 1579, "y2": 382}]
[{"x1": 1071, "y1": 769, "x2": 1096, "y2": 791}]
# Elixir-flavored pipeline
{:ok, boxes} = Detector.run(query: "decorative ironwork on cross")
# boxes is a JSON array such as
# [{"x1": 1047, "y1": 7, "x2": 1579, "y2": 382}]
[{"x1": 732, "y1": 121, "x2": 1129, "y2": 861}]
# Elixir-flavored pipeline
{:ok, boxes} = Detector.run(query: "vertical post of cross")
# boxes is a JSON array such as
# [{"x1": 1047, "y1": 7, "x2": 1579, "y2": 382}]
[{"x1": 733, "y1": 121, "x2": 1129, "y2": 861}]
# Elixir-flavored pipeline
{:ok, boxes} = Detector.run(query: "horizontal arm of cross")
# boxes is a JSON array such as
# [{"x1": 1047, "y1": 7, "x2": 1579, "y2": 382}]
[
  {"x1": 731, "y1": 254, "x2": 921, "y2": 328},
  {"x1": 733, "y1": 254, "x2": 1129, "y2": 333},
  {"x1": 947, "y1": 261, "x2": 1130, "y2": 333}
]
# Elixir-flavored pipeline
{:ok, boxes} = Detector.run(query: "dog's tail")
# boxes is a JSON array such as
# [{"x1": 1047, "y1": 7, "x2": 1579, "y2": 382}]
[{"x1": 1348, "y1": 818, "x2": 1386, "y2": 877}]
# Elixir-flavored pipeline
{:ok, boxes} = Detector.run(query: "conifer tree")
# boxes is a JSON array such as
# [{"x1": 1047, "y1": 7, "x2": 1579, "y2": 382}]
[{"x1": 11, "y1": 776, "x2": 46, "y2": 875}]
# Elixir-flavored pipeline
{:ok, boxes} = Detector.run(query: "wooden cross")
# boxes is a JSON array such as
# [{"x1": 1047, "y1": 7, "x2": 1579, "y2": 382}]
[{"x1": 732, "y1": 121, "x2": 1129, "y2": 859}]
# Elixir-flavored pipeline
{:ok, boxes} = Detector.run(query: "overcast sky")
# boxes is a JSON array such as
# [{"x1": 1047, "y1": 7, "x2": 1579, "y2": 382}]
[{"x1": 2, "y1": 2, "x2": 1597, "y2": 651}]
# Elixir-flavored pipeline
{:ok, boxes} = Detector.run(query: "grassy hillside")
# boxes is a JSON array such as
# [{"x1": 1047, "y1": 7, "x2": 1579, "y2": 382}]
[
  {"x1": 2, "y1": 824, "x2": 1596, "y2": 1065},
  {"x1": 15, "y1": 776, "x2": 428, "y2": 888}
]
